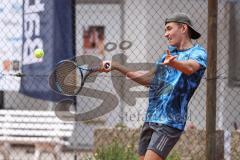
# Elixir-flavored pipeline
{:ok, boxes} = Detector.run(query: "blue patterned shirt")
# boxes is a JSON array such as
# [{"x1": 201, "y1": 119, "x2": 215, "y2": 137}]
[{"x1": 145, "y1": 44, "x2": 207, "y2": 130}]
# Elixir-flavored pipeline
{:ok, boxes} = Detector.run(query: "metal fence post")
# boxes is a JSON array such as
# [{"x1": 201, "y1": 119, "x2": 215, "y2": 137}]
[{"x1": 206, "y1": 0, "x2": 218, "y2": 159}]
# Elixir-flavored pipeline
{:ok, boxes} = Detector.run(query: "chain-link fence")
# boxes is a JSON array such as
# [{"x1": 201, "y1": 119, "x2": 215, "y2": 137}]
[{"x1": 0, "y1": 0, "x2": 239, "y2": 159}]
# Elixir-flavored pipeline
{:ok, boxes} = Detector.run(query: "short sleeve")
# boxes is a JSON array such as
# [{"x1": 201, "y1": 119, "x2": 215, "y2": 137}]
[
  {"x1": 155, "y1": 52, "x2": 166, "y2": 65},
  {"x1": 189, "y1": 48, "x2": 207, "y2": 69},
  {"x1": 160, "y1": 53, "x2": 166, "y2": 63}
]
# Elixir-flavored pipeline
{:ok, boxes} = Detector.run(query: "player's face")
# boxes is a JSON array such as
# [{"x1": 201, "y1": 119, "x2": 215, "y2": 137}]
[{"x1": 164, "y1": 22, "x2": 183, "y2": 46}]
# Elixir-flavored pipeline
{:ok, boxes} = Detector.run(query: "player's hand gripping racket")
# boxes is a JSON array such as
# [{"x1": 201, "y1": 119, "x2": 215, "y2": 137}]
[{"x1": 48, "y1": 60, "x2": 111, "y2": 96}]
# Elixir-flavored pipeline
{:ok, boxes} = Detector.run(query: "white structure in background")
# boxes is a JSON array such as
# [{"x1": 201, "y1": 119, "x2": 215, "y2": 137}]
[{"x1": 0, "y1": 0, "x2": 22, "y2": 91}]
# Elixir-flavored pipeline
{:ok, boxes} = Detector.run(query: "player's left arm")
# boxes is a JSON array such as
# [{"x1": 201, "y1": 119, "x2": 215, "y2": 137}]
[{"x1": 163, "y1": 50, "x2": 204, "y2": 75}]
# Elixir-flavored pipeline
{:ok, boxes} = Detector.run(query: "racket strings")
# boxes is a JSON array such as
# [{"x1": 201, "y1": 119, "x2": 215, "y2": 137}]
[
  {"x1": 64, "y1": 69, "x2": 82, "y2": 86},
  {"x1": 53, "y1": 62, "x2": 81, "y2": 95}
]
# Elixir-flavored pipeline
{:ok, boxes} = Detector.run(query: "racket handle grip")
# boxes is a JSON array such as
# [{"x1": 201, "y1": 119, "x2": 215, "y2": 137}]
[
  {"x1": 102, "y1": 61, "x2": 111, "y2": 71},
  {"x1": 103, "y1": 61, "x2": 111, "y2": 69}
]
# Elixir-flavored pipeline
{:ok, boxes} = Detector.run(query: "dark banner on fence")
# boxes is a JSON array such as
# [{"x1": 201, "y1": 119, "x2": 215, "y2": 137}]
[{"x1": 20, "y1": 0, "x2": 74, "y2": 101}]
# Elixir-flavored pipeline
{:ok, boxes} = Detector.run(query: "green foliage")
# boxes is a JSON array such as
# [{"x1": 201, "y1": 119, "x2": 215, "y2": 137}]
[
  {"x1": 114, "y1": 122, "x2": 127, "y2": 129},
  {"x1": 166, "y1": 151, "x2": 181, "y2": 160},
  {"x1": 94, "y1": 140, "x2": 138, "y2": 160}
]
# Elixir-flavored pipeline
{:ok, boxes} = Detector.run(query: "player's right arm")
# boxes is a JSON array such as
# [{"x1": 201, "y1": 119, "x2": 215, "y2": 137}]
[{"x1": 102, "y1": 61, "x2": 155, "y2": 87}]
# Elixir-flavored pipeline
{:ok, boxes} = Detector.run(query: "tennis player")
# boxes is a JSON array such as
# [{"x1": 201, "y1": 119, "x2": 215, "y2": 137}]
[{"x1": 101, "y1": 12, "x2": 207, "y2": 160}]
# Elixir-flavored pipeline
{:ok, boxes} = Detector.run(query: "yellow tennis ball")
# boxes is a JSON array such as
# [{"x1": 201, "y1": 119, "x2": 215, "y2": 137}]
[{"x1": 34, "y1": 49, "x2": 44, "y2": 58}]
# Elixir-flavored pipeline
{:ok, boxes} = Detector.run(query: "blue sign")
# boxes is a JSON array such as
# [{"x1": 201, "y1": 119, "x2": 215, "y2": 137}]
[{"x1": 20, "y1": 0, "x2": 75, "y2": 101}]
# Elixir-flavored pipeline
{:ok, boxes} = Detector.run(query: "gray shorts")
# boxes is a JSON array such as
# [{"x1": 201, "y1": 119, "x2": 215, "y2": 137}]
[{"x1": 138, "y1": 122, "x2": 182, "y2": 159}]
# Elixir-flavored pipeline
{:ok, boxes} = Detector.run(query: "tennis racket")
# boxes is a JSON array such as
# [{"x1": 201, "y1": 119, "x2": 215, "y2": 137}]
[{"x1": 48, "y1": 59, "x2": 111, "y2": 96}]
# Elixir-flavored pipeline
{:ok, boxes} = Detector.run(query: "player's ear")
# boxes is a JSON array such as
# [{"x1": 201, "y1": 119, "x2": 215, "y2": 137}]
[{"x1": 181, "y1": 24, "x2": 188, "y2": 33}]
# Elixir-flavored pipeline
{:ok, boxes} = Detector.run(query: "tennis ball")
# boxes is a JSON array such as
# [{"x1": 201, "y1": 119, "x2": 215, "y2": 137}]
[{"x1": 34, "y1": 49, "x2": 44, "y2": 58}]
